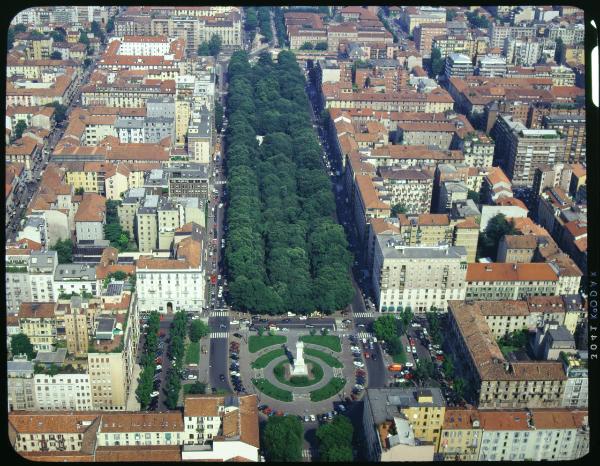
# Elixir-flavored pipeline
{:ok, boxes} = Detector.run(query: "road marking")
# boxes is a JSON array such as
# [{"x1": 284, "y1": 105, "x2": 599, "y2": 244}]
[
  {"x1": 210, "y1": 311, "x2": 229, "y2": 317},
  {"x1": 210, "y1": 332, "x2": 229, "y2": 339},
  {"x1": 357, "y1": 332, "x2": 374, "y2": 339},
  {"x1": 354, "y1": 312, "x2": 374, "y2": 318}
]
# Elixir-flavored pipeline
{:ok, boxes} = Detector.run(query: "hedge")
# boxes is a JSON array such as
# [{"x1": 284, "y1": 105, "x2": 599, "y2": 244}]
[
  {"x1": 252, "y1": 378, "x2": 293, "y2": 402},
  {"x1": 299, "y1": 335, "x2": 341, "y2": 352},
  {"x1": 248, "y1": 335, "x2": 287, "y2": 353},
  {"x1": 310, "y1": 377, "x2": 346, "y2": 402},
  {"x1": 303, "y1": 348, "x2": 343, "y2": 368},
  {"x1": 251, "y1": 348, "x2": 286, "y2": 368}
]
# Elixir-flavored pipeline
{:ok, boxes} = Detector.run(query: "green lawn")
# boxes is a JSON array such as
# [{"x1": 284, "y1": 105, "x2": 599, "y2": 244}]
[
  {"x1": 273, "y1": 359, "x2": 323, "y2": 387},
  {"x1": 252, "y1": 378, "x2": 293, "y2": 402},
  {"x1": 185, "y1": 341, "x2": 200, "y2": 365},
  {"x1": 392, "y1": 350, "x2": 407, "y2": 364},
  {"x1": 248, "y1": 335, "x2": 287, "y2": 353},
  {"x1": 303, "y1": 348, "x2": 343, "y2": 368},
  {"x1": 251, "y1": 348, "x2": 286, "y2": 369},
  {"x1": 299, "y1": 335, "x2": 342, "y2": 352},
  {"x1": 310, "y1": 377, "x2": 346, "y2": 402}
]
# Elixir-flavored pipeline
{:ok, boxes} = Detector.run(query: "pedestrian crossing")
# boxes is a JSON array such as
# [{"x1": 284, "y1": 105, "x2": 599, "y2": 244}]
[
  {"x1": 357, "y1": 332, "x2": 374, "y2": 340},
  {"x1": 210, "y1": 310, "x2": 229, "y2": 317},
  {"x1": 354, "y1": 312, "x2": 374, "y2": 318},
  {"x1": 210, "y1": 332, "x2": 229, "y2": 339},
  {"x1": 302, "y1": 449, "x2": 317, "y2": 460}
]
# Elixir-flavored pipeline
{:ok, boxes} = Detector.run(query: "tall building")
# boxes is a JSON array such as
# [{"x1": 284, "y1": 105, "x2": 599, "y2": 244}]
[
  {"x1": 493, "y1": 115, "x2": 566, "y2": 186},
  {"x1": 543, "y1": 115, "x2": 586, "y2": 164},
  {"x1": 7, "y1": 360, "x2": 36, "y2": 412},
  {"x1": 372, "y1": 236, "x2": 467, "y2": 313},
  {"x1": 34, "y1": 373, "x2": 93, "y2": 411}
]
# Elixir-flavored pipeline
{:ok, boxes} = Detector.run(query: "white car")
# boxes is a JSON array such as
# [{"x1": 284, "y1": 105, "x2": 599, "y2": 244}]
[
  {"x1": 411, "y1": 347, "x2": 417, "y2": 354},
  {"x1": 310, "y1": 414, "x2": 316, "y2": 422},
  {"x1": 411, "y1": 322, "x2": 421, "y2": 327},
  {"x1": 230, "y1": 320, "x2": 239, "y2": 325},
  {"x1": 155, "y1": 365, "x2": 162, "y2": 371},
  {"x1": 350, "y1": 346, "x2": 360, "y2": 352},
  {"x1": 230, "y1": 371, "x2": 240, "y2": 376},
  {"x1": 353, "y1": 361, "x2": 365, "y2": 368},
  {"x1": 354, "y1": 384, "x2": 364, "y2": 390},
  {"x1": 191, "y1": 315, "x2": 200, "y2": 320},
  {"x1": 150, "y1": 391, "x2": 160, "y2": 397},
  {"x1": 406, "y1": 346, "x2": 412, "y2": 353},
  {"x1": 405, "y1": 362, "x2": 414, "y2": 368},
  {"x1": 299, "y1": 315, "x2": 308, "y2": 320},
  {"x1": 187, "y1": 374, "x2": 198, "y2": 380},
  {"x1": 281, "y1": 328, "x2": 289, "y2": 332}
]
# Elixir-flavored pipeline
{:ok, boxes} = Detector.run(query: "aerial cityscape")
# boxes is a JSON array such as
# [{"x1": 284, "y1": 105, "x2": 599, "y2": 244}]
[{"x1": 5, "y1": 5, "x2": 589, "y2": 462}]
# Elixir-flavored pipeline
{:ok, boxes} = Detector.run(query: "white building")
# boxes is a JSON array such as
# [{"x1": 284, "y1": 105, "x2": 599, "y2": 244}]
[
  {"x1": 136, "y1": 237, "x2": 204, "y2": 314},
  {"x1": 477, "y1": 54, "x2": 507, "y2": 77},
  {"x1": 53, "y1": 263, "x2": 98, "y2": 298},
  {"x1": 444, "y1": 53, "x2": 474, "y2": 78},
  {"x1": 27, "y1": 250, "x2": 58, "y2": 304},
  {"x1": 114, "y1": 36, "x2": 172, "y2": 56},
  {"x1": 372, "y1": 236, "x2": 467, "y2": 313},
  {"x1": 34, "y1": 373, "x2": 93, "y2": 411}
]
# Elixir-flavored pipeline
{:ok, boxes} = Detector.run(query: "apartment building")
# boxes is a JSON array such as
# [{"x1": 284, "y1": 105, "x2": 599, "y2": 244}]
[
  {"x1": 34, "y1": 373, "x2": 93, "y2": 411},
  {"x1": 493, "y1": 115, "x2": 566, "y2": 186},
  {"x1": 6, "y1": 241, "x2": 42, "y2": 313},
  {"x1": 372, "y1": 236, "x2": 467, "y2": 313},
  {"x1": 18, "y1": 302, "x2": 58, "y2": 352},
  {"x1": 465, "y1": 263, "x2": 559, "y2": 300},
  {"x1": 546, "y1": 23, "x2": 585, "y2": 45},
  {"x1": 181, "y1": 395, "x2": 260, "y2": 461},
  {"x1": 414, "y1": 23, "x2": 447, "y2": 58},
  {"x1": 165, "y1": 163, "x2": 210, "y2": 200},
  {"x1": 447, "y1": 300, "x2": 567, "y2": 409},
  {"x1": 489, "y1": 24, "x2": 537, "y2": 49},
  {"x1": 377, "y1": 168, "x2": 433, "y2": 215},
  {"x1": 9, "y1": 412, "x2": 102, "y2": 456},
  {"x1": 362, "y1": 387, "x2": 445, "y2": 461},
  {"x1": 561, "y1": 355, "x2": 588, "y2": 408},
  {"x1": 400, "y1": 6, "x2": 446, "y2": 35},
  {"x1": 458, "y1": 132, "x2": 495, "y2": 167},
  {"x1": 187, "y1": 105, "x2": 213, "y2": 164},
  {"x1": 477, "y1": 54, "x2": 507, "y2": 77},
  {"x1": 87, "y1": 295, "x2": 139, "y2": 410},
  {"x1": 324, "y1": 88, "x2": 455, "y2": 113},
  {"x1": 97, "y1": 412, "x2": 184, "y2": 446},
  {"x1": 5, "y1": 136, "x2": 40, "y2": 171},
  {"x1": 136, "y1": 195, "x2": 160, "y2": 253},
  {"x1": 75, "y1": 193, "x2": 106, "y2": 243},
  {"x1": 497, "y1": 234, "x2": 537, "y2": 263},
  {"x1": 438, "y1": 409, "x2": 482, "y2": 461},
  {"x1": 7, "y1": 360, "x2": 36, "y2": 411},
  {"x1": 136, "y1": 237, "x2": 204, "y2": 314},
  {"x1": 477, "y1": 409, "x2": 588, "y2": 461},
  {"x1": 543, "y1": 114, "x2": 586, "y2": 164}
]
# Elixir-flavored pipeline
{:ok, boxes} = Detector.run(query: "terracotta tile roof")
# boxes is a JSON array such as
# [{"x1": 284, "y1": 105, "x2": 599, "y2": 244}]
[
  {"x1": 9, "y1": 412, "x2": 100, "y2": 434},
  {"x1": 570, "y1": 163, "x2": 586, "y2": 178},
  {"x1": 100, "y1": 412, "x2": 184, "y2": 432},
  {"x1": 355, "y1": 174, "x2": 389, "y2": 210},
  {"x1": 574, "y1": 236, "x2": 587, "y2": 253},
  {"x1": 495, "y1": 197, "x2": 527, "y2": 210},
  {"x1": 454, "y1": 217, "x2": 479, "y2": 229},
  {"x1": 485, "y1": 166, "x2": 511, "y2": 186},
  {"x1": 20, "y1": 451, "x2": 95, "y2": 462},
  {"x1": 238, "y1": 395, "x2": 260, "y2": 448},
  {"x1": 368, "y1": 218, "x2": 400, "y2": 235},
  {"x1": 379, "y1": 168, "x2": 433, "y2": 181},
  {"x1": 477, "y1": 300, "x2": 530, "y2": 316},
  {"x1": 443, "y1": 409, "x2": 480, "y2": 430},
  {"x1": 370, "y1": 145, "x2": 464, "y2": 162},
  {"x1": 503, "y1": 234, "x2": 537, "y2": 250},
  {"x1": 103, "y1": 141, "x2": 170, "y2": 162},
  {"x1": 398, "y1": 121, "x2": 458, "y2": 133},
  {"x1": 6, "y1": 238, "x2": 43, "y2": 255},
  {"x1": 510, "y1": 217, "x2": 550, "y2": 237},
  {"x1": 75, "y1": 193, "x2": 106, "y2": 223},
  {"x1": 176, "y1": 237, "x2": 202, "y2": 268},
  {"x1": 136, "y1": 257, "x2": 195, "y2": 271},
  {"x1": 6, "y1": 136, "x2": 38, "y2": 156},
  {"x1": 95, "y1": 264, "x2": 135, "y2": 280},
  {"x1": 95, "y1": 445, "x2": 181, "y2": 462},
  {"x1": 563, "y1": 220, "x2": 587, "y2": 239},
  {"x1": 466, "y1": 263, "x2": 558, "y2": 282},
  {"x1": 18, "y1": 302, "x2": 57, "y2": 319},
  {"x1": 417, "y1": 214, "x2": 450, "y2": 226},
  {"x1": 477, "y1": 410, "x2": 531, "y2": 431},
  {"x1": 184, "y1": 396, "x2": 225, "y2": 417},
  {"x1": 530, "y1": 409, "x2": 582, "y2": 430},
  {"x1": 526, "y1": 295, "x2": 565, "y2": 313}
]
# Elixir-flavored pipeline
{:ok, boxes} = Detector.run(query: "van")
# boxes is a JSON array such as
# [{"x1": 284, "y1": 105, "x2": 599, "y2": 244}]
[{"x1": 388, "y1": 363, "x2": 403, "y2": 372}]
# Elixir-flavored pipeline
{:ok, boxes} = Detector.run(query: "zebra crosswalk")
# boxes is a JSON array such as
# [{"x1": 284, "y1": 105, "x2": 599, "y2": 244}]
[
  {"x1": 357, "y1": 332, "x2": 373, "y2": 340},
  {"x1": 302, "y1": 449, "x2": 317, "y2": 460},
  {"x1": 354, "y1": 312, "x2": 374, "y2": 318},
  {"x1": 210, "y1": 332, "x2": 229, "y2": 339},
  {"x1": 210, "y1": 310, "x2": 229, "y2": 317}
]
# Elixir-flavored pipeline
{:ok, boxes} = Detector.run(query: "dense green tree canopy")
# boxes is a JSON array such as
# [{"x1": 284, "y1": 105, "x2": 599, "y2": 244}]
[
  {"x1": 189, "y1": 320, "x2": 210, "y2": 342},
  {"x1": 316, "y1": 415, "x2": 354, "y2": 462},
  {"x1": 50, "y1": 239, "x2": 73, "y2": 264},
  {"x1": 477, "y1": 213, "x2": 518, "y2": 260},
  {"x1": 262, "y1": 416, "x2": 303, "y2": 462},
  {"x1": 11, "y1": 334, "x2": 36, "y2": 359},
  {"x1": 223, "y1": 50, "x2": 354, "y2": 314}
]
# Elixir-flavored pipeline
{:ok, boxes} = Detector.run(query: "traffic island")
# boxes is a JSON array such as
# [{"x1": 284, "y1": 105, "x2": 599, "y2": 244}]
[
  {"x1": 299, "y1": 335, "x2": 342, "y2": 352},
  {"x1": 303, "y1": 348, "x2": 343, "y2": 368},
  {"x1": 251, "y1": 378, "x2": 293, "y2": 402},
  {"x1": 248, "y1": 335, "x2": 287, "y2": 353},
  {"x1": 309, "y1": 377, "x2": 346, "y2": 402}
]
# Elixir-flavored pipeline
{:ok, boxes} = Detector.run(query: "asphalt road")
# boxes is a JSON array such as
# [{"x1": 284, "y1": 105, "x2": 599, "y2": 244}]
[{"x1": 208, "y1": 315, "x2": 231, "y2": 392}]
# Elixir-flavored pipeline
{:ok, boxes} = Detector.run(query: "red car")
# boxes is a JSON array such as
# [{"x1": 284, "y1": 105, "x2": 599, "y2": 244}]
[
  {"x1": 263, "y1": 407, "x2": 273, "y2": 415},
  {"x1": 404, "y1": 373, "x2": 413, "y2": 380},
  {"x1": 155, "y1": 357, "x2": 162, "y2": 364},
  {"x1": 364, "y1": 352, "x2": 370, "y2": 358}
]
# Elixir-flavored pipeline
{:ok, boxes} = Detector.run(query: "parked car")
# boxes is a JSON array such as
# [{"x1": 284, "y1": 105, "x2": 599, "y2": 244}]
[
  {"x1": 405, "y1": 362, "x2": 414, "y2": 368},
  {"x1": 150, "y1": 391, "x2": 159, "y2": 398},
  {"x1": 353, "y1": 361, "x2": 365, "y2": 368},
  {"x1": 299, "y1": 315, "x2": 308, "y2": 320},
  {"x1": 310, "y1": 414, "x2": 316, "y2": 422}
]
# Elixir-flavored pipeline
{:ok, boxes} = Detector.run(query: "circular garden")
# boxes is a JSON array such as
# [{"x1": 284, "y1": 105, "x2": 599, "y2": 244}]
[{"x1": 248, "y1": 334, "x2": 347, "y2": 406}]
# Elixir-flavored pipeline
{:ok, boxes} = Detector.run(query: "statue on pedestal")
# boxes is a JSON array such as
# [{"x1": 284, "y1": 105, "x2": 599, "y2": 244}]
[{"x1": 291, "y1": 340, "x2": 308, "y2": 376}]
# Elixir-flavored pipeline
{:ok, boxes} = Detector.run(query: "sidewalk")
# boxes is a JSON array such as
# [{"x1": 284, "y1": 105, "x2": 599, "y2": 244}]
[
  {"x1": 125, "y1": 363, "x2": 141, "y2": 411},
  {"x1": 197, "y1": 334, "x2": 211, "y2": 386}
]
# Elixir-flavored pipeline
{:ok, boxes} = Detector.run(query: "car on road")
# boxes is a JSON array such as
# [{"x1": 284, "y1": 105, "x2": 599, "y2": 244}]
[
  {"x1": 299, "y1": 315, "x2": 307, "y2": 320},
  {"x1": 304, "y1": 415, "x2": 310, "y2": 422},
  {"x1": 219, "y1": 324, "x2": 227, "y2": 329},
  {"x1": 405, "y1": 362, "x2": 414, "y2": 368},
  {"x1": 219, "y1": 374, "x2": 226, "y2": 382},
  {"x1": 230, "y1": 320, "x2": 239, "y2": 325},
  {"x1": 371, "y1": 353, "x2": 377, "y2": 361},
  {"x1": 187, "y1": 374, "x2": 198, "y2": 380},
  {"x1": 305, "y1": 324, "x2": 315, "y2": 328},
  {"x1": 353, "y1": 361, "x2": 365, "y2": 368}
]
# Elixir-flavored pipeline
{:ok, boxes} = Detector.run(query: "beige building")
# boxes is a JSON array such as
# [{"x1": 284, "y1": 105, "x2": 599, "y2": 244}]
[
  {"x1": 372, "y1": 236, "x2": 467, "y2": 313},
  {"x1": 497, "y1": 234, "x2": 537, "y2": 263},
  {"x1": 18, "y1": 302, "x2": 58, "y2": 352},
  {"x1": 447, "y1": 300, "x2": 567, "y2": 409},
  {"x1": 377, "y1": 168, "x2": 433, "y2": 215},
  {"x1": 97, "y1": 412, "x2": 184, "y2": 446},
  {"x1": 438, "y1": 409, "x2": 482, "y2": 461},
  {"x1": 362, "y1": 387, "x2": 445, "y2": 461},
  {"x1": 63, "y1": 301, "x2": 92, "y2": 357},
  {"x1": 466, "y1": 263, "x2": 560, "y2": 300},
  {"x1": 87, "y1": 295, "x2": 139, "y2": 410}
]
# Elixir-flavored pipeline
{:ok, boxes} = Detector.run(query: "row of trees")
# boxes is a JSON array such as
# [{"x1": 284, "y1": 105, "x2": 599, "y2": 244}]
[
  {"x1": 197, "y1": 34, "x2": 222, "y2": 57},
  {"x1": 136, "y1": 311, "x2": 160, "y2": 408},
  {"x1": 316, "y1": 415, "x2": 354, "y2": 461},
  {"x1": 50, "y1": 238, "x2": 73, "y2": 264},
  {"x1": 164, "y1": 311, "x2": 188, "y2": 409},
  {"x1": 465, "y1": 11, "x2": 491, "y2": 29},
  {"x1": 223, "y1": 50, "x2": 354, "y2": 314},
  {"x1": 273, "y1": 7, "x2": 287, "y2": 47},
  {"x1": 261, "y1": 416, "x2": 303, "y2": 461},
  {"x1": 300, "y1": 42, "x2": 328, "y2": 51},
  {"x1": 372, "y1": 310, "x2": 413, "y2": 362},
  {"x1": 244, "y1": 7, "x2": 258, "y2": 43},
  {"x1": 257, "y1": 7, "x2": 273, "y2": 43}
]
